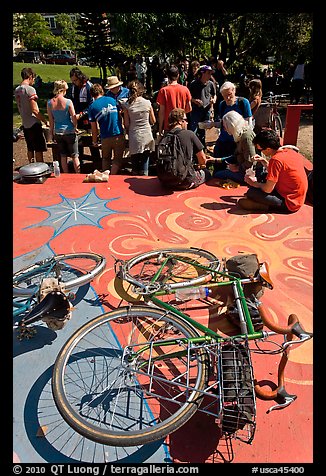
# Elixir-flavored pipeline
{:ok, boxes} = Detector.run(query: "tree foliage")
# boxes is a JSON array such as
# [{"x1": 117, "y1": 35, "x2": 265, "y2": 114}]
[
  {"x1": 110, "y1": 12, "x2": 312, "y2": 69},
  {"x1": 76, "y1": 13, "x2": 115, "y2": 80},
  {"x1": 13, "y1": 13, "x2": 64, "y2": 53}
]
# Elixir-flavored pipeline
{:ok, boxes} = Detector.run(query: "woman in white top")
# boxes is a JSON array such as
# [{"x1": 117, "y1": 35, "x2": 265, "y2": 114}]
[
  {"x1": 47, "y1": 80, "x2": 80, "y2": 173},
  {"x1": 122, "y1": 80, "x2": 156, "y2": 175}
]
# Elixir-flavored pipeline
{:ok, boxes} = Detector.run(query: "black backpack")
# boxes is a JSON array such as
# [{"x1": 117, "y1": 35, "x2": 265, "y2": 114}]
[{"x1": 156, "y1": 129, "x2": 191, "y2": 187}]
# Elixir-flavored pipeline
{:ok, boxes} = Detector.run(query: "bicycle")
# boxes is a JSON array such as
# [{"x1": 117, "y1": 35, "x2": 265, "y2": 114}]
[
  {"x1": 51, "y1": 247, "x2": 312, "y2": 448},
  {"x1": 255, "y1": 92, "x2": 289, "y2": 137},
  {"x1": 13, "y1": 252, "x2": 106, "y2": 339}
]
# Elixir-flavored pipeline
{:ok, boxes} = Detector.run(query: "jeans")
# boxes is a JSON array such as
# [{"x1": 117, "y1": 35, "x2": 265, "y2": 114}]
[
  {"x1": 246, "y1": 187, "x2": 290, "y2": 213},
  {"x1": 214, "y1": 168, "x2": 245, "y2": 184},
  {"x1": 131, "y1": 151, "x2": 150, "y2": 175},
  {"x1": 188, "y1": 108, "x2": 210, "y2": 147}
]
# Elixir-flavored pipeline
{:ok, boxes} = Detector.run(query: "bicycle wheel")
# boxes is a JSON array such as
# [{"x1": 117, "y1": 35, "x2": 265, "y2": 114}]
[
  {"x1": 13, "y1": 252, "x2": 106, "y2": 297},
  {"x1": 271, "y1": 113, "x2": 283, "y2": 138},
  {"x1": 52, "y1": 305, "x2": 209, "y2": 447},
  {"x1": 121, "y1": 247, "x2": 220, "y2": 293}
]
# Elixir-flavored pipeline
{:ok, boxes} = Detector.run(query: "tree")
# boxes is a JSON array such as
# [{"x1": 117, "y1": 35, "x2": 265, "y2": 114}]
[
  {"x1": 55, "y1": 14, "x2": 81, "y2": 55},
  {"x1": 76, "y1": 13, "x2": 114, "y2": 81},
  {"x1": 13, "y1": 13, "x2": 64, "y2": 53}
]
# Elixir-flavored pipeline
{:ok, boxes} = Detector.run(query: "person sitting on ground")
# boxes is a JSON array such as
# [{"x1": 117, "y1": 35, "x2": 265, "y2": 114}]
[
  {"x1": 157, "y1": 108, "x2": 212, "y2": 190},
  {"x1": 213, "y1": 81, "x2": 252, "y2": 161},
  {"x1": 238, "y1": 129, "x2": 308, "y2": 213},
  {"x1": 47, "y1": 80, "x2": 80, "y2": 173},
  {"x1": 208, "y1": 110, "x2": 259, "y2": 184}
]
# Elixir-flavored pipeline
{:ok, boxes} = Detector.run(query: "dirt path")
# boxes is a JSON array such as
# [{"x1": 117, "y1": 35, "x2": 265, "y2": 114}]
[{"x1": 13, "y1": 113, "x2": 313, "y2": 171}]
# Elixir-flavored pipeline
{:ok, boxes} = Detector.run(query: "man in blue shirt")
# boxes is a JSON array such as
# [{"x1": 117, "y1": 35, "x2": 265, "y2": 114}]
[
  {"x1": 213, "y1": 81, "x2": 252, "y2": 174},
  {"x1": 88, "y1": 83, "x2": 125, "y2": 174},
  {"x1": 104, "y1": 76, "x2": 129, "y2": 104}
]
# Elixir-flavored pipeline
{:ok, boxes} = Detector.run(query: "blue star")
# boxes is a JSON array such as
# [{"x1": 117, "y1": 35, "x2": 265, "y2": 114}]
[{"x1": 24, "y1": 187, "x2": 126, "y2": 237}]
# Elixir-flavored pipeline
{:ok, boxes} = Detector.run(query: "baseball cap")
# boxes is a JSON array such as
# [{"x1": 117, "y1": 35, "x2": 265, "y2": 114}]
[{"x1": 199, "y1": 65, "x2": 212, "y2": 73}]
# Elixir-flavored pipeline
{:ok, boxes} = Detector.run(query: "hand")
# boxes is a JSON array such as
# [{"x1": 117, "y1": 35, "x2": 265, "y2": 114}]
[
  {"x1": 244, "y1": 175, "x2": 258, "y2": 186},
  {"x1": 227, "y1": 164, "x2": 239, "y2": 172},
  {"x1": 251, "y1": 154, "x2": 269, "y2": 166}
]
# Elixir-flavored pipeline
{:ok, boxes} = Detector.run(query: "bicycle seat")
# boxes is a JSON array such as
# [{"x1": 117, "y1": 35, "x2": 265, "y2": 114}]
[
  {"x1": 258, "y1": 262, "x2": 274, "y2": 289},
  {"x1": 22, "y1": 291, "x2": 70, "y2": 326}
]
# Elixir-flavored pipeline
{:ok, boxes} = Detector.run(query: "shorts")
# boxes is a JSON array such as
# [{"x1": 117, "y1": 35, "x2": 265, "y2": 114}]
[
  {"x1": 23, "y1": 122, "x2": 47, "y2": 152},
  {"x1": 101, "y1": 135, "x2": 125, "y2": 168},
  {"x1": 54, "y1": 133, "x2": 79, "y2": 158}
]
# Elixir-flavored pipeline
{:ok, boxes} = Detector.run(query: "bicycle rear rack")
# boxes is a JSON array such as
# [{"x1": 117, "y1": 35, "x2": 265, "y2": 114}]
[{"x1": 123, "y1": 338, "x2": 256, "y2": 444}]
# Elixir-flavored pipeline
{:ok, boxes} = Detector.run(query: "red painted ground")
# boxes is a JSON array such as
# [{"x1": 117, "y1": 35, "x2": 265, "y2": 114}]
[{"x1": 13, "y1": 173, "x2": 313, "y2": 464}]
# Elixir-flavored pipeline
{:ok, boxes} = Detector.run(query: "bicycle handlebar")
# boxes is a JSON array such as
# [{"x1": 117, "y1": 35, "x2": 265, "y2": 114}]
[{"x1": 254, "y1": 306, "x2": 312, "y2": 412}]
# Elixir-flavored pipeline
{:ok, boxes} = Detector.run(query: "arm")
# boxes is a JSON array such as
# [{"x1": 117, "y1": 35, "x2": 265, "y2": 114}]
[
  {"x1": 90, "y1": 121, "x2": 99, "y2": 145},
  {"x1": 123, "y1": 110, "x2": 130, "y2": 133},
  {"x1": 185, "y1": 97, "x2": 192, "y2": 114},
  {"x1": 149, "y1": 106, "x2": 156, "y2": 125},
  {"x1": 30, "y1": 99, "x2": 48, "y2": 125},
  {"x1": 158, "y1": 104, "x2": 165, "y2": 135},
  {"x1": 244, "y1": 176, "x2": 276, "y2": 193},
  {"x1": 46, "y1": 101, "x2": 54, "y2": 141},
  {"x1": 68, "y1": 101, "x2": 78, "y2": 130}
]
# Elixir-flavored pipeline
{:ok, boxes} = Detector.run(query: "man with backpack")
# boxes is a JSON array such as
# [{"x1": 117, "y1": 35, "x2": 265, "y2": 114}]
[{"x1": 156, "y1": 108, "x2": 212, "y2": 190}]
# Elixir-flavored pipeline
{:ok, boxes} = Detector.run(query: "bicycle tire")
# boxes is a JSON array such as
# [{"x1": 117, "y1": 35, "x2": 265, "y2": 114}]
[
  {"x1": 271, "y1": 113, "x2": 283, "y2": 138},
  {"x1": 121, "y1": 247, "x2": 220, "y2": 292},
  {"x1": 52, "y1": 305, "x2": 209, "y2": 447},
  {"x1": 13, "y1": 252, "x2": 106, "y2": 297}
]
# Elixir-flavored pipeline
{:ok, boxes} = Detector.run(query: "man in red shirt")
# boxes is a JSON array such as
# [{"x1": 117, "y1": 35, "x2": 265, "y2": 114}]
[
  {"x1": 156, "y1": 65, "x2": 192, "y2": 137},
  {"x1": 239, "y1": 129, "x2": 308, "y2": 213}
]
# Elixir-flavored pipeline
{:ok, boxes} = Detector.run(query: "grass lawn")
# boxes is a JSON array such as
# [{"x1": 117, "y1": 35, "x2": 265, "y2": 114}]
[{"x1": 13, "y1": 62, "x2": 102, "y2": 127}]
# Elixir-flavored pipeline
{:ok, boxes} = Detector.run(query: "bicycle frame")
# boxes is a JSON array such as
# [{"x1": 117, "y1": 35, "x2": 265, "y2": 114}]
[{"x1": 118, "y1": 254, "x2": 312, "y2": 413}]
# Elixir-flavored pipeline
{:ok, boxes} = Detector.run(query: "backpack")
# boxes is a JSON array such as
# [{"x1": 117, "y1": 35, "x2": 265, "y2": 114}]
[{"x1": 156, "y1": 129, "x2": 191, "y2": 187}]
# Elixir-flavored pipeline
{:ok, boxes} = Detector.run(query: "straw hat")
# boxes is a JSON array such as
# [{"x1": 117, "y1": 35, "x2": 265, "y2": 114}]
[{"x1": 105, "y1": 76, "x2": 123, "y2": 89}]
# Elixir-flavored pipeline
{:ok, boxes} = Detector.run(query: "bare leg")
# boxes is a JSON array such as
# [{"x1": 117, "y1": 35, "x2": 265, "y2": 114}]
[
  {"x1": 35, "y1": 151, "x2": 44, "y2": 162},
  {"x1": 27, "y1": 150, "x2": 35, "y2": 163},
  {"x1": 60, "y1": 155, "x2": 69, "y2": 173},
  {"x1": 72, "y1": 156, "x2": 80, "y2": 173}
]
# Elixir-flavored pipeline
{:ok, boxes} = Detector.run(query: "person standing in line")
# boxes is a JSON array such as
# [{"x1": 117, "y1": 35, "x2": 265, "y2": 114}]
[
  {"x1": 104, "y1": 76, "x2": 129, "y2": 103},
  {"x1": 290, "y1": 54, "x2": 306, "y2": 104},
  {"x1": 186, "y1": 60, "x2": 200, "y2": 87},
  {"x1": 156, "y1": 65, "x2": 192, "y2": 138},
  {"x1": 188, "y1": 65, "x2": 217, "y2": 149},
  {"x1": 47, "y1": 80, "x2": 80, "y2": 173},
  {"x1": 248, "y1": 78, "x2": 263, "y2": 133},
  {"x1": 122, "y1": 80, "x2": 156, "y2": 175},
  {"x1": 69, "y1": 67, "x2": 100, "y2": 162},
  {"x1": 88, "y1": 83, "x2": 125, "y2": 174},
  {"x1": 14, "y1": 67, "x2": 49, "y2": 163}
]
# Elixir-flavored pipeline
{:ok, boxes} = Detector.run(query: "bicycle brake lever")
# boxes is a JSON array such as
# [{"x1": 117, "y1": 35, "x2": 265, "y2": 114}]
[
  {"x1": 267, "y1": 395, "x2": 297, "y2": 413},
  {"x1": 282, "y1": 333, "x2": 312, "y2": 350}
]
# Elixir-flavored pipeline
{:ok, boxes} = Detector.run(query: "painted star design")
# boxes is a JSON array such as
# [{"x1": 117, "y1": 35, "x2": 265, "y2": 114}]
[{"x1": 25, "y1": 187, "x2": 126, "y2": 237}]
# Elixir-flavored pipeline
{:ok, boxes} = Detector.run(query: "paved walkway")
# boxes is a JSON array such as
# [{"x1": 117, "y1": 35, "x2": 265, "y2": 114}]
[{"x1": 13, "y1": 174, "x2": 313, "y2": 464}]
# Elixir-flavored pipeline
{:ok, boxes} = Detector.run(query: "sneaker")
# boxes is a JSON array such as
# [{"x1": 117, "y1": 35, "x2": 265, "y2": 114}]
[{"x1": 238, "y1": 198, "x2": 269, "y2": 212}]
